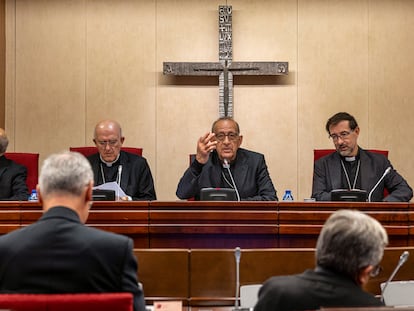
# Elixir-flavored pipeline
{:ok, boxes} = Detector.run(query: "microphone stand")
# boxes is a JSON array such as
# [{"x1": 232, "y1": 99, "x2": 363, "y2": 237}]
[
  {"x1": 234, "y1": 247, "x2": 241, "y2": 311},
  {"x1": 368, "y1": 167, "x2": 391, "y2": 202},
  {"x1": 381, "y1": 250, "x2": 410, "y2": 303}
]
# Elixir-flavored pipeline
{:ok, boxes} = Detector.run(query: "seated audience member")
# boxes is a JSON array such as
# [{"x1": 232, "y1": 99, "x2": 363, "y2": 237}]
[
  {"x1": 312, "y1": 112, "x2": 412, "y2": 201},
  {"x1": 89, "y1": 119, "x2": 156, "y2": 200},
  {"x1": 0, "y1": 128, "x2": 29, "y2": 200},
  {"x1": 0, "y1": 151, "x2": 145, "y2": 311},
  {"x1": 176, "y1": 117, "x2": 277, "y2": 201},
  {"x1": 254, "y1": 209, "x2": 387, "y2": 311}
]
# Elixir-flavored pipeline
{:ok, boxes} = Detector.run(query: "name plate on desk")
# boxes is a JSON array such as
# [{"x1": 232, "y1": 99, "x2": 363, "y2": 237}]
[{"x1": 152, "y1": 301, "x2": 182, "y2": 311}]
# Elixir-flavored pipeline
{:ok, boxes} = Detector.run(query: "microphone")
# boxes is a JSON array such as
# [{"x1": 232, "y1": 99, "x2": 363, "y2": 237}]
[
  {"x1": 117, "y1": 165, "x2": 123, "y2": 199},
  {"x1": 381, "y1": 250, "x2": 410, "y2": 302},
  {"x1": 234, "y1": 247, "x2": 241, "y2": 310},
  {"x1": 223, "y1": 159, "x2": 241, "y2": 201},
  {"x1": 368, "y1": 167, "x2": 391, "y2": 202}
]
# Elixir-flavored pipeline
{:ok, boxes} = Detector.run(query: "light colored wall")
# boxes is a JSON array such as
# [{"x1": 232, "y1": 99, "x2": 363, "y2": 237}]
[{"x1": 5, "y1": 0, "x2": 414, "y2": 201}]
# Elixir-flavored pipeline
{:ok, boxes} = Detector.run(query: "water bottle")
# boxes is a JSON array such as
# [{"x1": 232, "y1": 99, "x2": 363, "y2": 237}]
[
  {"x1": 282, "y1": 190, "x2": 294, "y2": 201},
  {"x1": 28, "y1": 189, "x2": 38, "y2": 201}
]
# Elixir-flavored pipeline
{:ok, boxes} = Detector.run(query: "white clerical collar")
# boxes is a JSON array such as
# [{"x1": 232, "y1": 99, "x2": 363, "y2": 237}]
[
  {"x1": 100, "y1": 153, "x2": 120, "y2": 167},
  {"x1": 345, "y1": 156, "x2": 356, "y2": 162}
]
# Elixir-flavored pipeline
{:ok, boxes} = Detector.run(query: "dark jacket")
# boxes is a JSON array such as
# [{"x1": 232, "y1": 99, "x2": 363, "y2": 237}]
[
  {"x1": 312, "y1": 148, "x2": 413, "y2": 202},
  {"x1": 176, "y1": 148, "x2": 277, "y2": 201},
  {"x1": 0, "y1": 155, "x2": 29, "y2": 201},
  {"x1": 254, "y1": 267, "x2": 383, "y2": 311},
  {"x1": 0, "y1": 206, "x2": 145, "y2": 311},
  {"x1": 88, "y1": 151, "x2": 156, "y2": 200}
]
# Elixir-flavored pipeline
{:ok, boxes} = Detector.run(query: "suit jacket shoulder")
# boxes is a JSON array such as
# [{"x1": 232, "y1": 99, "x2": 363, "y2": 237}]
[{"x1": 0, "y1": 156, "x2": 29, "y2": 200}]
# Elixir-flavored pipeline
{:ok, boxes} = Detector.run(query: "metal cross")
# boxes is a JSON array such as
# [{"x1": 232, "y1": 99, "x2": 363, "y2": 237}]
[{"x1": 163, "y1": 5, "x2": 288, "y2": 117}]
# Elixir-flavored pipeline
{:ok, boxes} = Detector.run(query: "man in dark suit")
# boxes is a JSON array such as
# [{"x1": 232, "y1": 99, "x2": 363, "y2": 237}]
[
  {"x1": 88, "y1": 119, "x2": 156, "y2": 201},
  {"x1": 176, "y1": 117, "x2": 277, "y2": 201},
  {"x1": 0, "y1": 151, "x2": 145, "y2": 311},
  {"x1": 0, "y1": 128, "x2": 29, "y2": 201},
  {"x1": 312, "y1": 112, "x2": 412, "y2": 201},
  {"x1": 254, "y1": 209, "x2": 387, "y2": 311}
]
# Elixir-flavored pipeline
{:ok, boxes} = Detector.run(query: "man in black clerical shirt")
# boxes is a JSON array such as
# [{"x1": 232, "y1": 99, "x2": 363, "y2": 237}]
[
  {"x1": 311, "y1": 112, "x2": 412, "y2": 202},
  {"x1": 176, "y1": 117, "x2": 277, "y2": 201},
  {"x1": 0, "y1": 128, "x2": 29, "y2": 200},
  {"x1": 87, "y1": 119, "x2": 156, "y2": 201}
]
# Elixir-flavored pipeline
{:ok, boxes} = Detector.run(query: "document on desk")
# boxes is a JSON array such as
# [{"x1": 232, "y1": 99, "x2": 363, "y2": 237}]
[{"x1": 93, "y1": 182, "x2": 126, "y2": 198}]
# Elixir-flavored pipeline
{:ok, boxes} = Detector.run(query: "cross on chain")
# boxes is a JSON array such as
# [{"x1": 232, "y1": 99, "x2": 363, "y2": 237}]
[{"x1": 163, "y1": 5, "x2": 288, "y2": 117}]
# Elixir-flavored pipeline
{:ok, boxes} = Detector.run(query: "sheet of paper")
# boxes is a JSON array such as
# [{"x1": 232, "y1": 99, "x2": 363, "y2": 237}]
[{"x1": 93, "y1": 181, "x2": 126, "y2": 198}]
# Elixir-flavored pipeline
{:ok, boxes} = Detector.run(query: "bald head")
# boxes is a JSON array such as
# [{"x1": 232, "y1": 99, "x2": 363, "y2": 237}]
[
  {"x1": 94, "y1": 120, "x2": 122, "y2": 139},
  {"x1": 93, "y1": 120, "x2": 125, "y2": 162},
  {"x1": 0, "y1": 128, "x2": 9, "y2": 155}
]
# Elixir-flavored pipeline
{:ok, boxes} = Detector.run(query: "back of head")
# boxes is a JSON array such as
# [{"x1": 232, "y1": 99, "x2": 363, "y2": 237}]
[
  {"x1": 39, "y1": 151, "x2": 93, "y2": 199},
  {"x1": 0, "y1": 128, "x2": 9, "y2": 155},
  {"x1": 316, "y1": 209, "x2": 388, "y2": 280}
]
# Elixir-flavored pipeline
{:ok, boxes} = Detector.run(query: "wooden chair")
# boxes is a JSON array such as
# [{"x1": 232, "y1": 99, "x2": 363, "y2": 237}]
[
  {"x1": 70, "y1": 146, "x2": 143, "y2": 157},
  {"x1": 0, "y1": 292, "x2": 133, "y2": 311},
  {"x1": 4, "y1": 152, "x2": 39, "y2": 191}
]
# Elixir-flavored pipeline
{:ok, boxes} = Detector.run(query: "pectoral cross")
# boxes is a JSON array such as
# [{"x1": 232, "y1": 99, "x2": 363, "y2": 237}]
[{"x1": 163, "y1": 5, "x2": 288, "y2": 117}]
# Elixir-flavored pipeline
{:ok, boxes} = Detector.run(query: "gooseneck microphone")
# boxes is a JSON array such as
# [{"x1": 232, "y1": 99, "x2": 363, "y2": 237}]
[
  {"x1": 368, "y1": 167, "x2": 391, "y2": 202},
  {"x1": 381, "y1": 250, "x2": 410, "y2": 302},
  {"x1": 234, "y1": 247, "x2": 241, "y2": 310},
  {"x1": 117, "y1": 165, "x2": 123, "y2": 199},
  {"x1": 223, "y1": 159, "x2": 241, "y2": 201}
]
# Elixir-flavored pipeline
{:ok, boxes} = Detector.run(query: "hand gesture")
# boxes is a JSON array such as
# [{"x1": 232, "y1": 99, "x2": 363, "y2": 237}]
[{"x1": 196, "y1": 132, "x2": 217, "y2": 164}]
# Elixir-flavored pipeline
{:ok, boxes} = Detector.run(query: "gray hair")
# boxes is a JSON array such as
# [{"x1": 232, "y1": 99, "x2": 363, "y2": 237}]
[
  {"x1": 316, "y1": 209, "x2": 388, "y2": 279},
  {"x1": 0, "y1": 130, "x2": 9, "y2": 154},
  {"x1": 39, "y1": 151, "x2": 93, "y2": 198}
]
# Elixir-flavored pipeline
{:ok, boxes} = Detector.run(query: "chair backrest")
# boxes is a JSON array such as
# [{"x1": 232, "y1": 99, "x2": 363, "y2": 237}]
[
  {"x1": 240, "y1": 284, "x2": 262, "y2": 309},
  {"x1": 4, "y1": 152, "x2": 39, "y2": 192},
  {"x1": 0, "y1": 293, "x2": 133, "y2": 311},
  {"x1": 70, "y1": 146, "x2": 143, "y2": 157},
  {"x1": 314, "y1": 149, "x2": 389, "y2": 162}
]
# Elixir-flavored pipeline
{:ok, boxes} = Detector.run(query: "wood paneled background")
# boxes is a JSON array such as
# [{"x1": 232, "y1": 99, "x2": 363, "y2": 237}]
[{"x1": 3, "y1": 0, "x2": 414, "y2": 201}]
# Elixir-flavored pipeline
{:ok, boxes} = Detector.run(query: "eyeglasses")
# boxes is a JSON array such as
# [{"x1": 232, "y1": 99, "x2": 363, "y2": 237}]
[
  {"x1": 96, "y1": 140, "x2": 119, "y2": 147},
  {"x1": 215, "y1": 132, "x2": 239, "y2": 142},
  {"x1": 329, "y1": 130, "x2": 354, "y2": 141},
  {"x1": 369, "y1": 265, "x2": 383, "y2": 278}
]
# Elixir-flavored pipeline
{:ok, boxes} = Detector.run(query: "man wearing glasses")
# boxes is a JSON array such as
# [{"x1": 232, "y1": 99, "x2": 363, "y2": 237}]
[
  {"x1": 176, "y1": 117, "x2": 277, "y2": 201},
  {"x1": 254, "y1": 209, "x2": 387, "y2": 311},
  {"x1": 88, "y1": 119, "x2": 156, "y2": 200},
  {"x1": 312, "y1": 112, "x2": 412, "y2": 201}
]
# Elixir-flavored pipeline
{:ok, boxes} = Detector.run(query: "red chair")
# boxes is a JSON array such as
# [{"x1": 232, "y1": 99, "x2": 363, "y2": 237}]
[
  {"x1": 4, "y1": 152, "x2": 39, "y2": 192},
  {"x1": 0, "y1": 293, "x2": 133, "y2": 311},
  {"x1": 70, "y1": 146, "x2": 142, "y2": 157}
]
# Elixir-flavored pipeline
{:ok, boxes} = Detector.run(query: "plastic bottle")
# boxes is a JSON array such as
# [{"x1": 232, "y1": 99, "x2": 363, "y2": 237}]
[
  {"x1": 282, "y1": 190, "x2": 294, "y2": 201},
  {"x1": 28, "y1": 189, "x2": 38, "y2": 201}
]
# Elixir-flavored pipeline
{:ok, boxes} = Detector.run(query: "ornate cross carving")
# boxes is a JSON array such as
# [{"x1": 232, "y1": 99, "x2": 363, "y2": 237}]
[{"x1": 163, "y1": 5, "x2": 288, "y2": 117}]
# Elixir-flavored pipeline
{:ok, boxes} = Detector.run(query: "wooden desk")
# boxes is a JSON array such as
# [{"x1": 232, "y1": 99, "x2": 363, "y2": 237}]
[
  {"x1": 278, "y1": 201, "x2": 410, "y2": 247},
  {"x1": 0, "y1": 201, "x2": 413, "y2": 248},
  {"x1": 1, "y1": 201, "x2": 413, "y2": 306},
  {"x1": 149, "y1": 201, "x2": 277, "y2": 248},
  {"x1": 136, "y1": 247, "x2": 414, "y2": 306}
]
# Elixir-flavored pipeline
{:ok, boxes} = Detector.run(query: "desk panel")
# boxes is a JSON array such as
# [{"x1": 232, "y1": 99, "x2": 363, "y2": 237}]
[
  {"x1": 135, "y1": 247, "x2": 414, "y2": 307},
  {"x1": 0, "y1": 201, "x2": 413, "y2": 248},
  {"x1": 149, "y1": 201, "x2": 278, "y2": 248}
]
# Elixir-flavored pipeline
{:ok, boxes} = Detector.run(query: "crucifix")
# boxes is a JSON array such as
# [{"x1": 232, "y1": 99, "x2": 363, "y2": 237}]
[{"x1": 163, "y1": 5, "x2": 288, "y2": 117}]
